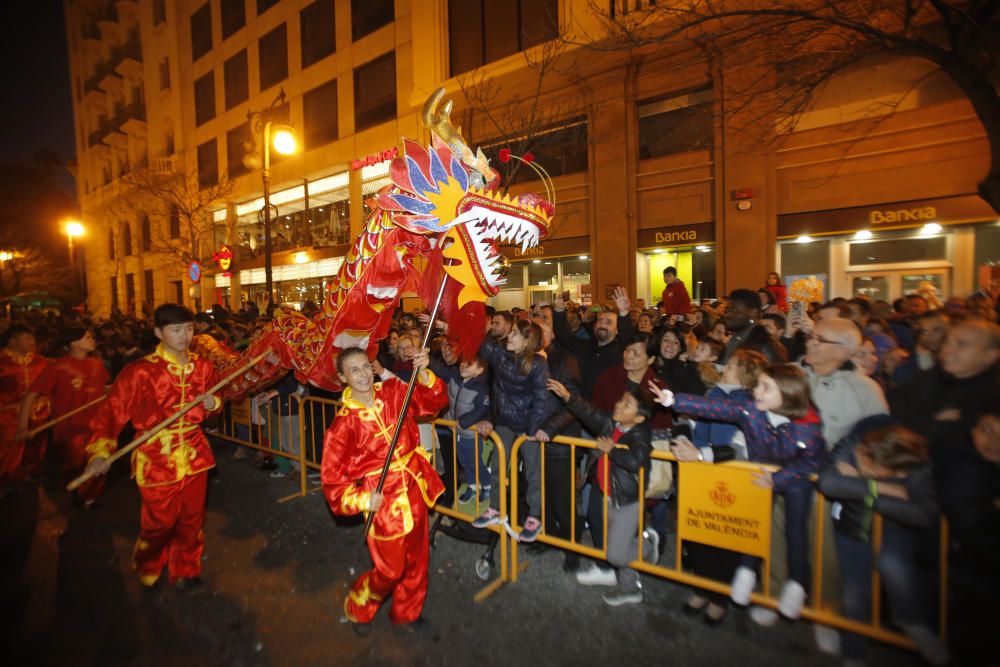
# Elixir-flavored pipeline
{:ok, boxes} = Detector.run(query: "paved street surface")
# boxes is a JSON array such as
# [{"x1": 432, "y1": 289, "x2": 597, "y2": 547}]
[{"x1": 3, "y1": 440, "x2": 921, "y2": 667}]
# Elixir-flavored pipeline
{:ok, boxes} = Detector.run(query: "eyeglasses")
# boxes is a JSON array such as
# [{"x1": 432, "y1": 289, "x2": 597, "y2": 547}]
[{"x1": 807, "y1": 333, "x2": 845, "y2": 346}]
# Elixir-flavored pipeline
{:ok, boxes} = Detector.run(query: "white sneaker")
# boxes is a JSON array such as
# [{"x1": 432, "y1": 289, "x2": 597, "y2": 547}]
[
  {"x1": 778, "y1": 580, "x2": 806, "y2": 619},
  {"x1": 749, "y1": 606, "x2": 779, "y2": 626},
  {"x1": 900, "y1": 623, "x2": 949, "y2": 666},
  {"x1": 730, "y1": 566, "x2": 756, "y2": 606},
  {"x1": 575, "y1": 563, "x2": 617, "y2": 587},
  {"x1": 642, "y1": 529, "x2": 660, "y2": 564},
  {"x1": 813, "y1": 624, "x2": 842, "y2": 655}
]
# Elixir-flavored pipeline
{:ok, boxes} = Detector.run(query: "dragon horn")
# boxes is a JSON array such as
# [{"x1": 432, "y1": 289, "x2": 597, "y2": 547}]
[{"x1": 421, "y1": 87, "x2": 465, "y2": 148}]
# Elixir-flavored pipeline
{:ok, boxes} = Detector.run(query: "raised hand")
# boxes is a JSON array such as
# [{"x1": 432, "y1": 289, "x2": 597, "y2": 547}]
[
  {"x1": 612, "y1": 286, "x2": 631, "y2": 315},
  {"x1": 646, "y1": 381, "x2": 675, "y2": 407}
]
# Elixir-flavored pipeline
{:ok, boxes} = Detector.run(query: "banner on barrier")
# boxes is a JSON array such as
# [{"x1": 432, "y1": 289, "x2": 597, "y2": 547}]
[
  {"x1": 231, "y1": 398, "x2": 252, "y2": 427},
  {"x1": 677, "y1": 462, "x2": 772, "y2": 559}
]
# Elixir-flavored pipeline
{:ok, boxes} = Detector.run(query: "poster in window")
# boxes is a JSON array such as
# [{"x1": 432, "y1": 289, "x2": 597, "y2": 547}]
[{"x1": 786, "y1": 273, "x2": 827, "y2": 304}]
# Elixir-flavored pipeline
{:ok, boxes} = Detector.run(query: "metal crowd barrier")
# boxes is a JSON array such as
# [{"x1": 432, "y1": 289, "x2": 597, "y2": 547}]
[
  {"x1": 426, "y1": 418, "x2": 511, "y2": 599},
  {"x1": 212, "y1": 393, "x2": 309, "y2": 501},
  {"x1": 214, "y1": 392, "x2": 512, "y2": 597},
  {"x1": 508, "y1": 434, "x2": 948, "y2": 653}
]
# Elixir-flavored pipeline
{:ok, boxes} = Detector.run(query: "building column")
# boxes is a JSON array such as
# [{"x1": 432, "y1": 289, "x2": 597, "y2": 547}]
[
  {"x1": 591, "y1": 91, "x2": 636, "y2": 304},
  {"x1": 716, "y1": 55, "x2": 777, "y2": 295}
]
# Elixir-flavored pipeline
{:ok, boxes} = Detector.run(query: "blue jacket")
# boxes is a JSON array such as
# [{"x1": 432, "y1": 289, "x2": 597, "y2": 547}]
[
  {"x1": 675, "y1": 393, "x2": 827, "y2": 491},
  {"x1": 479, "y1": 336, "x2": 552, "y2": 435},
  {"x1": 691, "y1": 385, "x2": 752, "y2": 458}
]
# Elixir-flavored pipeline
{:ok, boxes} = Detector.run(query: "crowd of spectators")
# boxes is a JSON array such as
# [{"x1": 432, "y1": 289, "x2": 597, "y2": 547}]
[{"x1": 2, "y1": 272, "x2": 998, "y2": 666}]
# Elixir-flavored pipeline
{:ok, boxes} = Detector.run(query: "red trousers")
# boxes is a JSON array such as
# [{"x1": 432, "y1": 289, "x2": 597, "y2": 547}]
[
  {"x1": 134, "y1": 472, "x2": 208, "y2": 584},
  {"x1": 345, "y1": 490, "x2": 431, "y2": 624}
]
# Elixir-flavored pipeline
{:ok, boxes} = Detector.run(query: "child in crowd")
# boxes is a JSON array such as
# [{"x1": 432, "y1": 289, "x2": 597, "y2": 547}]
[
  {"x1": 673, "y1": 349, "x2": 768, "y2": 625},
  {"x1": 648, "y1": 364, "x2": 826, "y2": 623},
  {"x1": 690, "y1": 337, "x2": 724, "y2": 389},
  {"x1": 819, "y1": 419, "x2": 948, "y2": 666},
  {"x1": 547, "y1": 378, "x2": 653, "y2": 607},
  {"x1": 441, "y1": 355, "x2": 492, "y2": 503}
]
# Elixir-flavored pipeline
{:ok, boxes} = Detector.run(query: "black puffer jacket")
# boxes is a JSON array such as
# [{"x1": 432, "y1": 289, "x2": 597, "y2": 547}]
[
  {"x1": 537, "y1": 345, "x2": 582, "y2": 458},
  {"x1": 479, "y1": 336, "x2": 552, "y2": 435},
  {"x1": 563, "y1": 393, "x2": 651, "y2": 506}
]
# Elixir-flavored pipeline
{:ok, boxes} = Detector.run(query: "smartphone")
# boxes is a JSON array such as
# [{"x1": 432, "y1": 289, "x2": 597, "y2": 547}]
[
  {"x1": 790, "y1": 301, "x2": 805, "y2": 322},
  {"x1": 561, "y1": 290, "x2": 571, "y2": 302}
]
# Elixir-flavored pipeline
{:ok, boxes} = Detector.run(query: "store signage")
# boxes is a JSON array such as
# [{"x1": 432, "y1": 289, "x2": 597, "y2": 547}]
[
  {"x1": 778, "y1": 195, "x2": 994, "y2": 238},
  {"x1": 351, "y1": 147, "x2": 399, "y2": 170},
  {"x1": 213, "y1": 245, "x2": 233, "y2": 277},
  {"x1": 636, "y1": 222, "x2": 715, "y2": 248},
  {"x1": 501, "y1": 236, "x2": 590, "y2": 260},
  {"x1": 869, "y1": 206, "x2": 936, "y2": 225}
]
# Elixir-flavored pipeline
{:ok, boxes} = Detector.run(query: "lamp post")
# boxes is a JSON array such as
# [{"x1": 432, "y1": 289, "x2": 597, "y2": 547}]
[
  {"x1": 65, "y1": 219, "x2": 85, "y2": 296},
  {"x1": 245, "y1": 89, "x2": 297, "y2": 313}
]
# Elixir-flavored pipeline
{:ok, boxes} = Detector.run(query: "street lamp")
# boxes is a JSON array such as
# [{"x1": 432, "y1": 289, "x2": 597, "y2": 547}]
[
  {"x1": 65, "y1": 219, "x2": 85, "y2": 295},
  {"x1": 245, "y1": 88, "x2": 298, "y2": 313}
]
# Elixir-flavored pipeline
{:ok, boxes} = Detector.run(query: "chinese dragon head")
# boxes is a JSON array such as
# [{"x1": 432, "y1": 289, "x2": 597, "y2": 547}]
[{"x1": 205, "y1": 88, "x2": 554, "y2": 394}]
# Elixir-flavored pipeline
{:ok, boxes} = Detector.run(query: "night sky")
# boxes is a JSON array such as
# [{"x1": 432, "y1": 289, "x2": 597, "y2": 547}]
[{"x1": 0, "y1": 2, "x2": 76, "y2": 197}]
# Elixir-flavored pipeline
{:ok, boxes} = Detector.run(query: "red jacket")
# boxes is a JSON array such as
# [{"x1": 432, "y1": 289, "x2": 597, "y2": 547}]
[
  {"x1": 592, "y1": 365, "x2": 672, "y2": 431},
  {"x1": 321, "y1": 372, "x2": 448, "y2": 539},
  {"x1": 766, "y1": 284, "x2": 788, "y2": 313},
  {"x1": 86, "y1": 345, "x2": 222, "y2": 487},
  {"x1": 661, "y1": 279, "x2": 692, "y2": 316}
]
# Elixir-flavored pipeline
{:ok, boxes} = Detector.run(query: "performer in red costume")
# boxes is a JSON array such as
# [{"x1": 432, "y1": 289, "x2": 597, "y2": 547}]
[
  {"x1": 83, "y1": 305, "x2": 222, "y2": 589},
  {"x1": 0, "y1": 324, "x2": 48, "y2": 491},
  {"x1": 321, "y1": 346, "x2": 447, "y2": 635},
  {"x1": 17, "y1": 327, "x2": 108, "y2": 506}
]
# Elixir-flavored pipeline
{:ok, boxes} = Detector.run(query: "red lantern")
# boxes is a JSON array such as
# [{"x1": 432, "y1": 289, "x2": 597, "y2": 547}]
[{"x1": 213, "y1": 245, "x2": 234, "y2": 277}]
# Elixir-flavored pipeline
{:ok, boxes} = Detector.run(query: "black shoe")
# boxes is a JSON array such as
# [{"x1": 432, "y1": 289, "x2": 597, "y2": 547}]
[
  {"x1": 562, "y1": 554, "x2": 581, "y2": 572},
  {"x1": 352, "y1": 622, "x2": 372, "y2": 637},
  {"x1": 524, "y1": 542, "x2": 548, "y2": 554},
  {"x1": 174, "y1": 576, "x2": 204, "y2": 592}
]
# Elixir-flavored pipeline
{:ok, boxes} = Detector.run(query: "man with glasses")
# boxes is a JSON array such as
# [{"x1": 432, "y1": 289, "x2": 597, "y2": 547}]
[{"x1": 802, "y1": 318, "x2": 889, "y2": 448}]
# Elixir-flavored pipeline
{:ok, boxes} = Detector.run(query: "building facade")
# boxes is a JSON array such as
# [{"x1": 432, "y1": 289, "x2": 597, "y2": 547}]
[{"x1": 65, "y1": 0, "x2": 999, "y2": 317}]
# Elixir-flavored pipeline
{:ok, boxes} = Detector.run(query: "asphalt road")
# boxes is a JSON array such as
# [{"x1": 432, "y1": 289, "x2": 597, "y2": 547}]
[{"x1": 2, "y1": 440, "x2": 922, "y2": 667}]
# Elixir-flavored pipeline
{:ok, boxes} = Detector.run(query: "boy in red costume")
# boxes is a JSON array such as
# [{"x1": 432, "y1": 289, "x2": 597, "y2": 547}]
[
  {"x1": 84, "y1": 305, "x2": 221, "y2": 589},
  {"x1": 0, "y1": 325, "x2": 48, "y2": 490},
  {"x1": 321, "y1": 346, "x2": 447, "y2": 635},
  {"x1": 17, "y1": 327, "x2": 108, "y2": 506}
]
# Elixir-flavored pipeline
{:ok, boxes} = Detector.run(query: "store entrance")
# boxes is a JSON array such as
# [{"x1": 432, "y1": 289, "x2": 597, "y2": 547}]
[
  {"x1": 641, "y1": 245, "x2": 716, "y2": 305},
  {"x1": 848, "y1": 268, "x2": 950, "y2": 302}
]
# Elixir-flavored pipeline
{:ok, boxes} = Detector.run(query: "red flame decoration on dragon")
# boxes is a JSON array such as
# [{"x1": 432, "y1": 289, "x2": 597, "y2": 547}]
[{"x1": 198, "y1": 88, "x2": 554, "y2": 395}]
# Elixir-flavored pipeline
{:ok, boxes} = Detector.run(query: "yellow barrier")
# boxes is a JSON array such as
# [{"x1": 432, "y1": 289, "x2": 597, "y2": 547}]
[
  {"x1": 507, "y1": 434, "x2": 948, "y2": 652},
  {"x1": 211, "y1": 393, "x2": 309, "y2": 500},
  {"x1": 220, "y1": 393, "x2": 512, "y2": 598},
  {"x1": 426, "y1": 419, "x2": 511, "y2": 599}
]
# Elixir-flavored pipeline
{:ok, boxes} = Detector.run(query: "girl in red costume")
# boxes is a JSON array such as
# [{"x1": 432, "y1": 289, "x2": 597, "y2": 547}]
[
  {"x1": 83, "y1": 305, "x2": 221, "y2": 590},
  {"x1": 321, "y1": 346, "x2": 448, "y2": 636},
  {"x1": 17, "y1": 327, "x2": 108, "y2": 506}
]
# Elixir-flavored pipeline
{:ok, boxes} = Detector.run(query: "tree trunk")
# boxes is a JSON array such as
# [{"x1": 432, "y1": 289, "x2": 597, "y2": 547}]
[{"x1": 940, "y1": 56, "x2": 1000, "y2": 214}]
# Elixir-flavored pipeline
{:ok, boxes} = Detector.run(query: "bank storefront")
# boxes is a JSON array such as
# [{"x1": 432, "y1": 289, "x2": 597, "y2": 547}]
[
  {"x1": 488, "y1": 236, "x2": 592, "y2": 310},
  {"x1": 636, "y1": 223, "x2": 717, "y2": 305},
  {"x1": 777, "y1": 195, "x2": 1000, "y2": 303}
]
